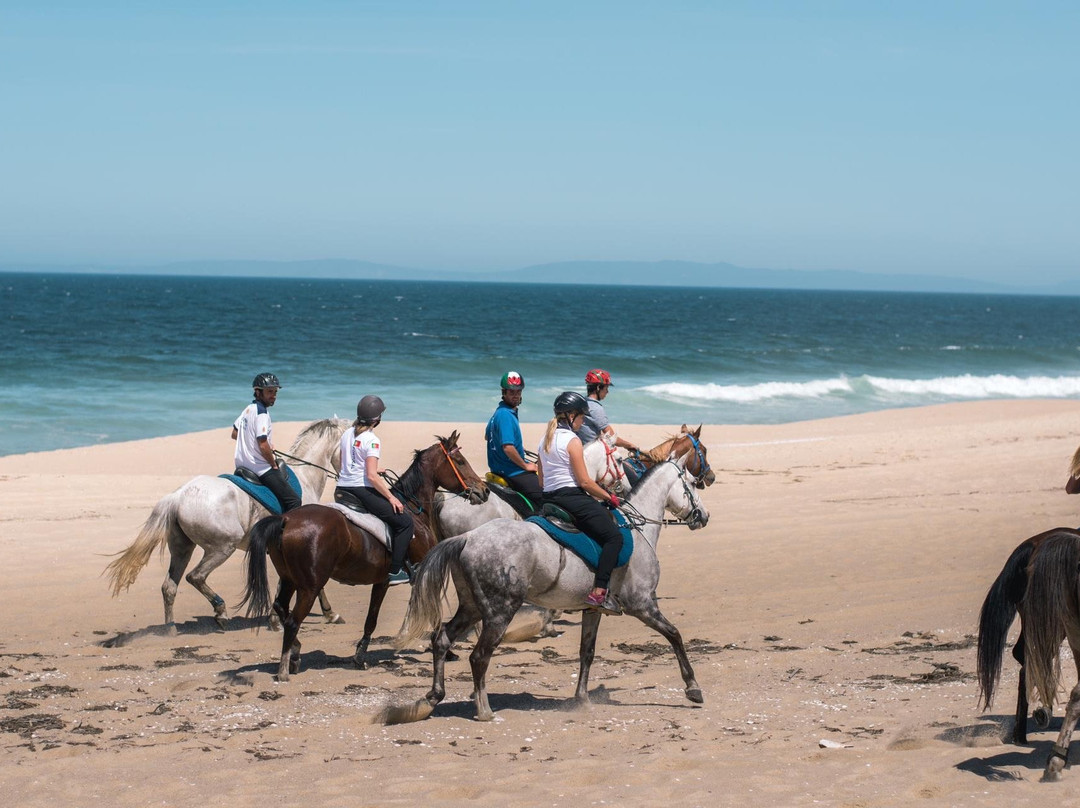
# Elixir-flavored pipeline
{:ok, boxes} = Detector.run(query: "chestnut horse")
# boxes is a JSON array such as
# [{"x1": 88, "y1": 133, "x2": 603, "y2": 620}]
[
  {"x1": 625, "y1": 424, "x2": 715, "y2": 488},
  {"x1": 239, "y1": 432, "x2": 485, "y2": 679}
]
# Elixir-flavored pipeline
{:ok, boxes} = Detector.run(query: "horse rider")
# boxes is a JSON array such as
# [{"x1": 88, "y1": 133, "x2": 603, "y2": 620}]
[
  {"x1": 537, "y1": 391, "x2": 624, "y2": 614},
  {"x1": 334, "y1": 395, "x2": 414, "y2": 586},
  {"x1": 232, "y1": 372, "x2": 302, "y2": 512},
  {"x1": 576, "y1": 368, "x2": 643, "y2": 484},
  {"x1": 485, "y1": 370, "x2": 543, "y2": 502}
]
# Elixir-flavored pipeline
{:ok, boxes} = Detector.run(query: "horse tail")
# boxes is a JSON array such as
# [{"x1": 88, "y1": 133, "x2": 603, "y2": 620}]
[
  {"x1": 394, "y1": 536, "x2": 467, "y2": 649},
  {"x1": 238, "y1": 515, "x2": 285, "y2": 618},
  {"x1": 103, "y1": 490, "x2": 181, "y2": 596},
  {"x1": 976, "y1": 537, "x2": 1036, "y2": 710},
  {"x1": 1023, "y1": 532, "x2": 1080, "y2": 711}
]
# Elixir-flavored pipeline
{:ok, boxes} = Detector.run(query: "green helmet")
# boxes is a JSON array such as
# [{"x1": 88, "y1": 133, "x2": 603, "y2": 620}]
[{"x1": 500, "y1": 371, "x2": 524, "y2": 391}]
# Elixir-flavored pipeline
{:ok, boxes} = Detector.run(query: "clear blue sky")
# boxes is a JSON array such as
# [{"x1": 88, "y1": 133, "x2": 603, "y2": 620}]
[{"x1": 2, "y1": 1, "x2": 1077, "y2": 283}]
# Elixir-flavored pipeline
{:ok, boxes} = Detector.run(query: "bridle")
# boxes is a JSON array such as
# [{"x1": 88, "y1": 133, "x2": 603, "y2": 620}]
[
  {"x1": 438, "y1": 440, "x2": 475, "y2": 497},
  {"x1": 679, "y1": 432, "x2": 712, "y2": 488},
  {"x1": 619, "y1": 461, "x2": 706, "y2": 529},
  {"x1": 598, "y1": 439, "x2": 629, "y2": 494}
]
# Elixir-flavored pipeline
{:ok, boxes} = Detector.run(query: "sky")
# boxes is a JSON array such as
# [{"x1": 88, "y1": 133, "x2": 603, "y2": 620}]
[{"x1": 1, "y1": 1, "x2": 1077, "y2": 285}]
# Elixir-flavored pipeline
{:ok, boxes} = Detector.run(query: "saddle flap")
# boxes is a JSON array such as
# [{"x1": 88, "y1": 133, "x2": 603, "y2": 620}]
[
  {"x1": 234, "y1": 467, "x2": 262, "y2": 485},
  {"x1": 539, "y1": 502, "x2": 577, "y2": 531}
]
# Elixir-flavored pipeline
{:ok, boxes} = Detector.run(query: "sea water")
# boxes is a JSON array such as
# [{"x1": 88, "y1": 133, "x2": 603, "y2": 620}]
[{"x1": 2, "y1": 272, "x2": 1079, "y2": 456}]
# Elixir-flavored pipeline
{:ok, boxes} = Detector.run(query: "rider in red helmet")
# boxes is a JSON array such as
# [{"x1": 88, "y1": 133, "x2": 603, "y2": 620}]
[
  {"x1": 579, "y1": 368, "x2": 641, "y2": 456},
  {"x1": 231, "y1": 373, "x2": 302, "y2": 512}
]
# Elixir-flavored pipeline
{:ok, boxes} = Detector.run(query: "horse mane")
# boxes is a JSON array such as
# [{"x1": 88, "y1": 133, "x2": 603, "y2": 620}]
[
  {"x1": 289, "y1": 418, "x2": 349, "y2": 455},
  {"x1": 1070, "y1": 444, "x2": 1080, "y2": 480}
]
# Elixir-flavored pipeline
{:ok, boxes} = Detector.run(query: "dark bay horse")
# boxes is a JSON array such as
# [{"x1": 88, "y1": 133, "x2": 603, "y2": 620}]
[
  {"x1": 239, "y1": 432, "x2": 485, "y2": 679},
  {"x1": 1012, "y1": 530, "x2": 1080, "y2": 781},
  {"x1": 976, "y1": 529, "x2": 1062, "y2": 743}
]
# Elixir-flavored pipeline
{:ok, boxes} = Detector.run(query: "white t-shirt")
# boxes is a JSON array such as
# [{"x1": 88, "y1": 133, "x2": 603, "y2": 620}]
[
  {"x1": 337, "y1": 428, "x2": 381, "y2": 487},
  {"x1": 539, "y1": 427, "x2": 580, "y2": 492},
  {"x1": 234, "y1": 401, "x2": 273, "y2": 475}
]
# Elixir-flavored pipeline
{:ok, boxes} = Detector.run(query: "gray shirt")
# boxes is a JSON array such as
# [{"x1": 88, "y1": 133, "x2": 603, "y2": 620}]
[{"x1": 576, "y1": 397, "x2": 610, "y2": 444}]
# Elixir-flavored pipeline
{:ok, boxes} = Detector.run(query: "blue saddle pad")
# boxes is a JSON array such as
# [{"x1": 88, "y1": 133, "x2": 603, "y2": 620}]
[
  {"x1": 525, "y1": 509, "x2": 634, "y2": 570},
  {"x1": 219, "y1": 466, "x2": 301, "y2": 514}
]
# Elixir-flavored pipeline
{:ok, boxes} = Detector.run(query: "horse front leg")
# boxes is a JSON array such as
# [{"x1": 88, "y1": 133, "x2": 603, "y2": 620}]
[
  {"x1": 318, "y1": 587, "x2": 345, "y2": 624},
  {"x1": 1044, "y1": 656, "x2": 1080, "y2": 781},
  {"x1": 278, "y1": 589, "x2": 317, "y2": 682},
  {"x1": 354, "y1": 583, "x2": 390, "y2": 670},
  {"x1": 574, "y1": 610, "x2": 602, "y2": 705},
  {"x1": 633, "y1": 601, "x2": 703, "y2": 704},
  {"x1": 1012, "y1": 632, "x2": 1029, "y2": 745}
]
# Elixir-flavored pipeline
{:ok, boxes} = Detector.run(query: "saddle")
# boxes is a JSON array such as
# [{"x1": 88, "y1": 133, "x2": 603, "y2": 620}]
[
  {"x1": 219, "y1": 464, "x2": 300, "y2": 514},
  {"x1": 486, "y1": 480, "x2": 540, "y2": 519},
  {"x1": 525, "y1": 508, "x2": 634, "y2": 571},
  {"x1": 325, "y1": 503, "x2": 392, "y2": 551},
  {"x1": 333, "y1": 489, "x2": 370, "y2": 513}
]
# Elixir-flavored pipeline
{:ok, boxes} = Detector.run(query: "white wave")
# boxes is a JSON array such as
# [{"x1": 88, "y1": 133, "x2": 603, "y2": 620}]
[
  {"x1": 864, "y1": 374, "x2": 1080, "y2": 398},
  {"x1": 640, "y1": 378, "x2": 854, "y2": 404}
]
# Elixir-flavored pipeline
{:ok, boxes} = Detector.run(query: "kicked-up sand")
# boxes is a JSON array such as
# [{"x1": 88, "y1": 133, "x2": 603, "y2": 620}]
[{"x1": 1, "y1": 399, "x2": 1079, "y2": 807}]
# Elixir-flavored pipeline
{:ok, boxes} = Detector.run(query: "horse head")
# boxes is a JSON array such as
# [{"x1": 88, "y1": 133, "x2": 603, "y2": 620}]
[
  {"x1": 435, "y1": 431, "x2": 488, "y2": 504},
  {"x1": 664, "y1": 454, "x2": 710, "y2": 530},
  {"x1": 671, "y1": 424, "x2": 715, "y2": 489}
]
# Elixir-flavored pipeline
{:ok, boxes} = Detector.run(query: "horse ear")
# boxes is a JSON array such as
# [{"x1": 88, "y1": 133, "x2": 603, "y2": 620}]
[
  {"x1": 449, "y1": 430, "x2": 460, "y2": 446},
  {"x1": 680, "y1": 424, "x2": 689, "y2": 434},
  {"x1": 693, "y1": 424, "x2": 702, "y2": 438}
]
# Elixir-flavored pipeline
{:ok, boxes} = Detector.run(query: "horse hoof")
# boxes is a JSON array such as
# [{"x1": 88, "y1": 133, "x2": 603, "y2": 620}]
[
  {"x1": 474, "y1": 711, "x2": 495, "y2": 722},
  {"x1": 288, "y1": 659, "x2": 300, "y2": 675},
  {"x1": 214, "y1": 617, "x2": 228, "y2": 632},
  {"x1": 166, "y1": 623, "x2": 178, "y2": 637},
  {"x1": 1034, "y1": 707, "x2": 1052, "y2": 729},
  {"x1": 1042, "y1": 765, "x2": 1064, "y2": 783},
  {"x1": 445, "y1": 649, "x2": 459, "y2": 662},
  {"x1": 686, "y1": 687, "x2": 704, "y2": 704},
  {"x1": 354, "y1": 655, "x2": 369, "y2": 671},
  {"x1": 326, "y1": 613, "x2": 346, "y2": 625},
  {"x1": 267, "y1": 617, "x2": 283, "y2": 632}
]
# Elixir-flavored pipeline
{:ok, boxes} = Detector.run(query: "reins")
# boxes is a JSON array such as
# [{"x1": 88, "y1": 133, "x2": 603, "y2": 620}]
[{"x1": 274, "y1": 450, "x2": 338, "y2": 479}]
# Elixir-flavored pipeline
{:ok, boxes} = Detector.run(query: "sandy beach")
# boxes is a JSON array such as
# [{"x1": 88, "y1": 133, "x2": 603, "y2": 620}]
[{"x1": 2, "y1": 399, "x2": 1080, "y2": 806}]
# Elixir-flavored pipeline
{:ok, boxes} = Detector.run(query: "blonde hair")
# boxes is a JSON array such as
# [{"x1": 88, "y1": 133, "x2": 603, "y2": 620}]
[
  {"x1": 541, "y1": 415, "x2": 577, "y2": 452},
  {"x1": 352, "y1": 420, "x2": 374, "y2": 436}
]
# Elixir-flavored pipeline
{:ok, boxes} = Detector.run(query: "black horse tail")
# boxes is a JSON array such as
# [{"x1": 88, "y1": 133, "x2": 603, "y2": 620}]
[
  {"x1": 394, "y1": 536, "x2": 468, "y2": 649},
  {"x1": 1024, "y1": 532, "x2": 1080, "y2": 712},
  {"x1": 977, "y1": 537, "x2": 1036, "y2": 710},
  {"x1": 238, "y1": 514, "x2": 285, "y2": 618}
]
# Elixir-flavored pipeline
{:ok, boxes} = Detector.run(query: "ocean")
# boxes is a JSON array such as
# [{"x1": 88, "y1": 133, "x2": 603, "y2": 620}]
[{"x1": 2, "y1": 272, "x2": 1079, "y2": 457}]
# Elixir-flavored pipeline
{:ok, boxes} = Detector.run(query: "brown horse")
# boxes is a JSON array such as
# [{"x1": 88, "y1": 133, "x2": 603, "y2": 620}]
[
  {"x1": 626, "y1": 424, "x2": 716, "y2": 487},
  {"x1": 239, "y1": 432, "x2": 485, "y2": 679}
]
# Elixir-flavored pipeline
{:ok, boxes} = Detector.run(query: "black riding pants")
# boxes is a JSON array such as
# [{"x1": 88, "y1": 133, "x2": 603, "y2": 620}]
[
  {"x1": 545, "y1": 486, "x2": 623, "y2": 589},
  {"x1": 506, "y1": 470, "x2": 544, "y2": 504},
  {"x1": 337, "y1": 486, "x2": 415, "y2": 571},
  {"x1": 258, "y1": 468, "x2": 302, "y2": 512}
]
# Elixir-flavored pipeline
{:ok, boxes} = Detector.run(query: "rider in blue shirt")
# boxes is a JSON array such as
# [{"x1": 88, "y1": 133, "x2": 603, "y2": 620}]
[{"x1": 485, "y1": 371, "x2": 543, "y2": 502}]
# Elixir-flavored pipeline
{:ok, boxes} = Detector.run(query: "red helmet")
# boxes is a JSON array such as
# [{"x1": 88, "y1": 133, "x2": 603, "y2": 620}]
[{"x1": 585, "y1": 368, "x2": 612, "y2": 386}]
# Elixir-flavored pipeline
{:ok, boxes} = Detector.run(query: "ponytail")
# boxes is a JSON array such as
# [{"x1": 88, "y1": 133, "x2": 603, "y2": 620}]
[{"x1": 541, "y1": 417, "x2": 559, "y2": 453}]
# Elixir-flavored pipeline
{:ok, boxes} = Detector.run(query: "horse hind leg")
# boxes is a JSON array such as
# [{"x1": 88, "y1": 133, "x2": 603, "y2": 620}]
[
  {"x1": 354, "y1": 583, "x2": 391, "y2": 670},
  {"x1": 574, "y1": 610, "x2": 603, "y2": 705},
  {"x1": 162, "y1": 529, "x2": 197, "y2": 634},
  {"x1": 426, "y1": 604, "x2": 482, "y2": 710},
  {"x1": 318, "y1": 588, "x2": 345, "y2": 624},
  {"x1": 184, "y1": 545, "x2": 236, "y2": 630},
  {"x1": 632, "y1": 601, "x2": 703, "y2": 704},
  {"x1": 278, "y1": 589, "x2": 318, "y2": 682}
]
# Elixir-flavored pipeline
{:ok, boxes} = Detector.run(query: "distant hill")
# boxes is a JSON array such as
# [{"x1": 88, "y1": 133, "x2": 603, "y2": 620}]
[{"x1": 1, "y1": 258, "x2": 1076, "y2": 296}]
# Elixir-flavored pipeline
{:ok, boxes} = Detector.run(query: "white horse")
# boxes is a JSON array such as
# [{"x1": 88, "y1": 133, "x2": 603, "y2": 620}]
[
  {"x1": 105, "y1": 418, "x2": 349, "y2": 632},
  {"x1": 394, "y1": 456, "x2": 709, "y2": 722},
  {"x1": 434, "y1": 436, "x2": 629, "y2": 538}
]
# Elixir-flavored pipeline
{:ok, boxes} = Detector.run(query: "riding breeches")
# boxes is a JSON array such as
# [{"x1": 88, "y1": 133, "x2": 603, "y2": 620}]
[
  {"x1": 337, "y1": 486, "x2": 414, "y2": 571},
  {"x1": 258, "y1": 468, "x2": 302, "y2": 512},
  {"x1": 545, "y1": 486, "x2": 624, "y2": 589},
  {"x1": 506, "y1": 471, "x2": 544, "y2": 505}
]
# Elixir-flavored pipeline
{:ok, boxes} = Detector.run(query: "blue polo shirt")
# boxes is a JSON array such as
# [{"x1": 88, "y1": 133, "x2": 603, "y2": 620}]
[{"x1": 486, "y1": 401, "x2": 525, "y2": 478}]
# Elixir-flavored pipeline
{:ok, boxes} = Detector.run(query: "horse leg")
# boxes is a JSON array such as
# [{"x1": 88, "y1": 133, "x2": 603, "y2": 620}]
[
  {"x1": 1043, "y1": 662, "x2": 1080, "y2": 781},
  {"x1": 573, "y1": 610, "x2": 603, "y2": 705},
  {"x1": 272, "y1": 580, "x2": 295, "y2": 633},
  {"x1": 1012, "y1": 631, "x2": 1029, "y2": 744},
  {"x1": 162, "y1": 529, "x2": 196, "y2": 634},
  {"x1": 184, "y1": 545, "x2": 235, "y2": 630},
  {"x1": 469, "y1": 612, "x2": 515, "y2": 722},
  {"x1": 318, "y1": 588, "x2": 345, "y2": 624},
  {"x1": 427, "y1": 606, "x2": 481, "y2": 709},
  {"x1": 278, "y1": 588, "x2": 318, "y2": 682},
  {"x1": 354, "y1": 583, "x2": 390, "y2": 670},
  {"x1": 633, "y1": 601, "x2": 704, "y2": 704}
]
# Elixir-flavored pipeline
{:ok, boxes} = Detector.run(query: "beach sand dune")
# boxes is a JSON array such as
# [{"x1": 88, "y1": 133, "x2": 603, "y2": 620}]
[{"x1": 1, "y1": 400, "x2": 1079, "y2": 806}]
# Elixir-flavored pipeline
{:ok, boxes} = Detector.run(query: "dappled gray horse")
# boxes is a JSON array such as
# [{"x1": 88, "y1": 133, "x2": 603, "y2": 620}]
[
  {"x1": 395, "y1": 456, "x2": 709, "y2": 722},
  {"x1": 105, "y1": 418, "x2": 349, "y2": 631}
]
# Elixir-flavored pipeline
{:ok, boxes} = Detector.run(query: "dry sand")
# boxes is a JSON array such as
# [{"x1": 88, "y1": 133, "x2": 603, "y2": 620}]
[{"x1": 2, "y1": 400, "x2": 1080, "y2": 806}]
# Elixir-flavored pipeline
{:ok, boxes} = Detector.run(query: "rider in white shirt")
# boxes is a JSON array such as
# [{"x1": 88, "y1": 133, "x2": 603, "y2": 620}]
[{"x1": 232, "y1": 373, "x2": 301, "y2": 512}]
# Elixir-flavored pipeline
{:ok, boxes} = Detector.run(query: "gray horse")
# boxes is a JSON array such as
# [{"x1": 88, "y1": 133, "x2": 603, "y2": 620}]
[
  {"x1": 394, "y1": 456, "x2": 709, "y2": 722},
  {"x1": 105, "y1": 418, "x2": 349, "y2": 631}
]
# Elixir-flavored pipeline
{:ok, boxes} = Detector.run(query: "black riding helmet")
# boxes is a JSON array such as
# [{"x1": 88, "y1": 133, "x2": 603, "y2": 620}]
[
  {"x1": 553, "y1": 391, "x2": 589, "y2": 416},
  {"x1": 357, "y1": 394, "x2": 386, "y2": 423},
  {"x1": 252, "y1": 372, "x2": 281, "y2": 390}
]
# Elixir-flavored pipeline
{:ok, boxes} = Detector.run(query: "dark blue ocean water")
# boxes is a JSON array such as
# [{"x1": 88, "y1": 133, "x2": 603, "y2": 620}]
[{"x1": 2, "y1": 272, "x2": 1080, "y2": 456}]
